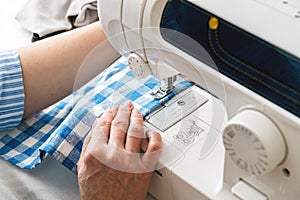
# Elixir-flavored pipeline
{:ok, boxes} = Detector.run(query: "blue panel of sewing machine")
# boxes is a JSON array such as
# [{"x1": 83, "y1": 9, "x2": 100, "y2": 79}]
[{"x1": 160, "y1": 0, "x2": 300, "y2": 118}]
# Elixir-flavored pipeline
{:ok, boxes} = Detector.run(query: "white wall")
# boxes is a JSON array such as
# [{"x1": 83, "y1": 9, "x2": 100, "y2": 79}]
[{"x1": 0, "y1": 0, "x2": 31, "y2": 51}]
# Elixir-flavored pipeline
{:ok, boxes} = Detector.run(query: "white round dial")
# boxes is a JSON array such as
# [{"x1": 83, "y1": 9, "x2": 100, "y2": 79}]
[
  {"x1": 128, "y1": 53, "x2": 151, "y2": 78},
  {"x1": 222, "y1": 109, "x2": 286, "y2": 175}
]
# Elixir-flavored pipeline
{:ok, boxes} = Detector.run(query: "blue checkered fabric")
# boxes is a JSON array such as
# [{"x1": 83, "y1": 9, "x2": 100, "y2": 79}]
[{"x1": 0, "y1": 56, "x2": 193, "y2": 173}]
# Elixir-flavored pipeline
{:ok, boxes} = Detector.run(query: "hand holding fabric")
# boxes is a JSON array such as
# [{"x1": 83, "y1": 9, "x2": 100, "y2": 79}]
[{"x1": 77, "y1": 101, "x2": 162, "y2": 200}]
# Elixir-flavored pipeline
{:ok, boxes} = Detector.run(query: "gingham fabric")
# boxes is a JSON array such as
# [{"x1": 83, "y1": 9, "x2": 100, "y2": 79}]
[{"x1": 0, "y1": 56, "x2": 192, "y2": 173}]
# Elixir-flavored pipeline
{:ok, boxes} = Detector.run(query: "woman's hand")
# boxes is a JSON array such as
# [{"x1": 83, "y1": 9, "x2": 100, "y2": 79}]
[{"x1": 77, "y1": 101, "x2": 162, "y2": 200}]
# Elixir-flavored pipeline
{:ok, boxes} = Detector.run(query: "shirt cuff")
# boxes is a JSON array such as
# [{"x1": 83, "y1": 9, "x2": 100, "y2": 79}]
[{"x1": 0, "y1": 50, "x2": 25, "y2": 131}]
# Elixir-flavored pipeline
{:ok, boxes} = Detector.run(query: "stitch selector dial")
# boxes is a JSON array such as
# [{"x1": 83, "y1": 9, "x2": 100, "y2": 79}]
[
  {"x1": 128, "y1": 53, "x2": 151, "y2": 78},
  {"x1": 222, "y1": 109, "x2": 286, "y2": 175}
]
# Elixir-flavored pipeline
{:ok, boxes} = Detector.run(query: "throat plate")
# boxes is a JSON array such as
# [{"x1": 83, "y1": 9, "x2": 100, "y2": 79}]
[{"x1": 146, "y1": 87, "x2": 208, "y2": 132}]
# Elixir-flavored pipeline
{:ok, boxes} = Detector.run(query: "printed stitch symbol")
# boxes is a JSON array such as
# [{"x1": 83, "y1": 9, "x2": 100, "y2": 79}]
[{"x1": 174, "y1": 120, "x2": 203, "y2": 146}]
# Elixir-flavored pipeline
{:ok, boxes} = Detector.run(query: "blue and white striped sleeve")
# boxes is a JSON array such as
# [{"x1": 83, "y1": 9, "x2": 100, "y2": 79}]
[{"x1": 0, "y1": 50, "x2": 24, "y2": 131}]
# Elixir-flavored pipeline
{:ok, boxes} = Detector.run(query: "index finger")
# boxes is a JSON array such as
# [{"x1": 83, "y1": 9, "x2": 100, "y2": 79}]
[{"x1": 110, "y1": 101, "x2": 133, "y2": 148}]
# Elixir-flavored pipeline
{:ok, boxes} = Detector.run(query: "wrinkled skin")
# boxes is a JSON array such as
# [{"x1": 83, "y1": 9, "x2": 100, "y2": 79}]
[{"x1": 78, "y1": 102, "x2": 162, "y2": 200}]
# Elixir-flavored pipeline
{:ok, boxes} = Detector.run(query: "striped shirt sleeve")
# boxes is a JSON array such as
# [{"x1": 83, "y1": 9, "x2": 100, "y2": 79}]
[{"x1": 0, "y1": 50, "x2": 24, "y2": 131}]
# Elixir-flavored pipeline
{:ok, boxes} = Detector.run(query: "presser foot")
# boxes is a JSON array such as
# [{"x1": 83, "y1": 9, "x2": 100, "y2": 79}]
[{"x1": 150, "y1": 76, "x2": 177, "y2": 99}]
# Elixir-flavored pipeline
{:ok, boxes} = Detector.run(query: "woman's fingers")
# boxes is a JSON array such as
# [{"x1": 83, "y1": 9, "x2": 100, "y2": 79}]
[
  {"x1": 81, "y1": 102, "x2": 163, "y2": 173},
  {"x1": 145, "y1": 131, "x2": 162, "y2": 153},
  {"x1": 91, "y1": 107, "x2": 116, "y2": 145},
  {"x1": 83, "y1": 107, "x2": 116, "y2": 156},
  {"x1": 142, "y1": 131, "x2": 162, "y2": 170},
  {"x1": 97, "y1": 106, "x2": 117, "y2": 142},
  {"x1": 125, "y1": 109, "x2": 145, "y2": 153},
  {"x1": 110, "y1": 101, "x2": 133, "y2": 148}
]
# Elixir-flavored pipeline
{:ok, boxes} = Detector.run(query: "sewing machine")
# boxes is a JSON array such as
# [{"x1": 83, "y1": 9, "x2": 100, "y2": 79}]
[{"x1": 99, "y1": 0, "x2": 300, "y2": 199}]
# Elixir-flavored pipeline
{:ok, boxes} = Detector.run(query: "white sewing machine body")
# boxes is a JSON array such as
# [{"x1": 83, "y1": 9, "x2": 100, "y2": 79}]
[{"x1": 99, "y1": 0, "x2": 300, "y2": 199}]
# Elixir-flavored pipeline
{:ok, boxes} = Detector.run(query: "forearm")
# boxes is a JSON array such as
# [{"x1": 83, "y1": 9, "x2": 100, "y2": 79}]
[{"x1": 17, "y1": 22, "x2": 120, "y2": 118}]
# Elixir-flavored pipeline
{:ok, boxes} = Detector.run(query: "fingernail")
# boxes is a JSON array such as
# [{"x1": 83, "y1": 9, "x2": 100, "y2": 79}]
[
  {"x1": 133, "y1": 109, "x2": 143, "y2": 117},
  {"x1": 122, "y1": 101, "x2": 133, "y2": 109},
  {"x1": 110, "y1": 106, "x2": 118, "y2": 115},
  {"x1": 127, "y1": 101, "x2": 133, "y2": 108}
]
